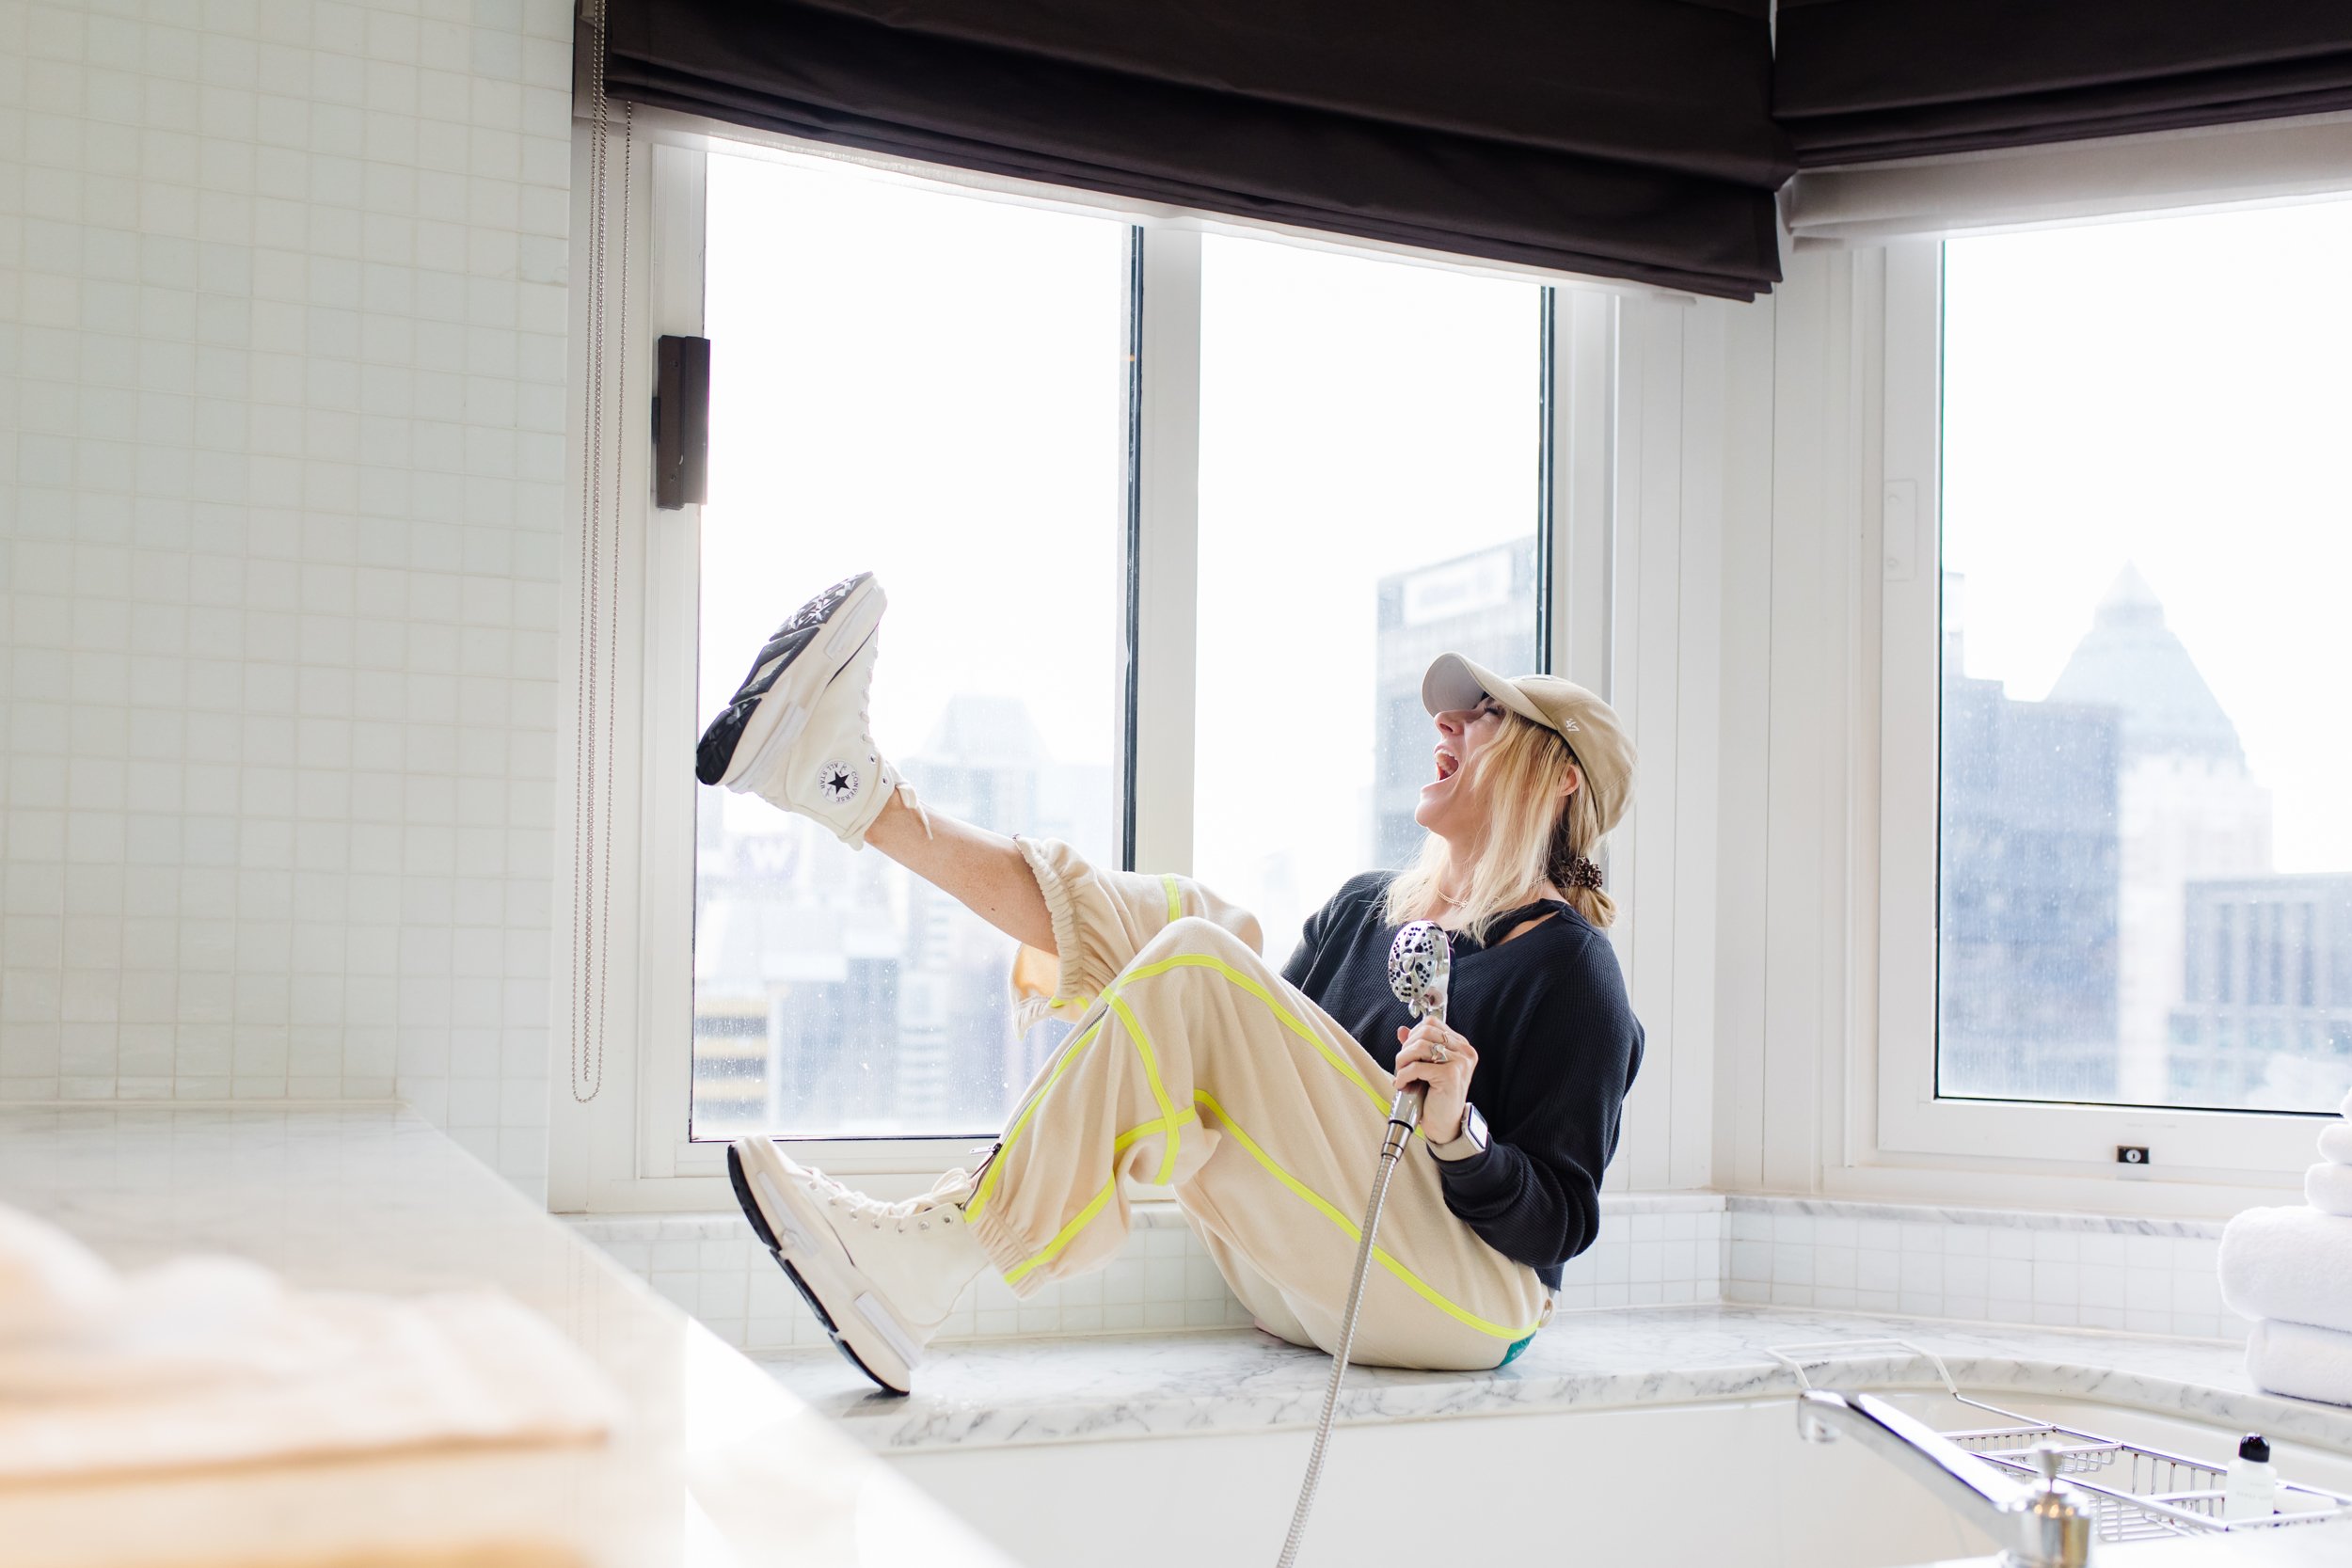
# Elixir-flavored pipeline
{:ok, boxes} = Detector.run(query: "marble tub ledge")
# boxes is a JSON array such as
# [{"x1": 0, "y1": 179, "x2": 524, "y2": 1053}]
[{"x1": 762, "y1": 1305, "x2": 2352, "y2": 1457}]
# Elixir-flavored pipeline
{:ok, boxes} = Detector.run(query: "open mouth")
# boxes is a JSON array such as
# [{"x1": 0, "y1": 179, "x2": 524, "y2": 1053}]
[{"x1": 1432, "y1": 748, "x2": 1459, "y2": 784}]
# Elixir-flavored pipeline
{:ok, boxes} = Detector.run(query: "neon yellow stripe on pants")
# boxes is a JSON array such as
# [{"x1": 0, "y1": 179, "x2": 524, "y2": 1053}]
[
  {"x1": 1105, "y1": 993, "x2": 1182, "y2": 1183},
  {"x1": 1193, "y1": 1092, "x2": 1541, "y2": 1341},
  {"x1": 978, "y1": 942, "x2": 1415, "y2": 1223},
  {"x1": 967, "y1": 1013, "x2": 1108, "y2": 1223},
  {"x1": 1161, "y1": 872, "x2": 1182, "y2": 923},
  {"x1": 1001, "y1": 1110, "x2": 1197, "y2": 1284},
  {"x1": 969, "y1": 985, "x2": 1184, "y2": 1218},
  {"x1": 1000, "y1": 1094, "x2": 1534, "y2": 1338},
  {"x1": 1105, "y1": 953, "x2": 1398, "y2": 1123}
]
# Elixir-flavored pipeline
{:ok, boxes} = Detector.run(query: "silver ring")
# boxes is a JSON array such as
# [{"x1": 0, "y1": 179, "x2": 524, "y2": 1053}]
[{"x1": 1430, "y1": 1045, "x2": 1450, "y2": 1064}]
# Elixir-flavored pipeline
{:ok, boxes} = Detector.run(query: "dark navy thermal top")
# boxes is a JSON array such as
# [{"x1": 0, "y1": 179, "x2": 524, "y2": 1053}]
[{"x1": 1280, "y1": 872, "x2": 1645, "y2": 1289}]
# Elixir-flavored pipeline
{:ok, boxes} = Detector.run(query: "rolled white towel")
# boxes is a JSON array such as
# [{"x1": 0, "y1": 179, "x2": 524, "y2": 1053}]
[
  {"x1": 2325, "y1": 1120, "x2": 2352, "y2": 1166},
  {"x1": 2310, "y1": 1163, "x2": 2352, "y2": 1219},
  {"x1": 2246, "y1": 1319, "x2": 2352, "y2": 1408},
  {"x1": 2218, "y1": 1206, "x2": 2352, "y2": 1336}
]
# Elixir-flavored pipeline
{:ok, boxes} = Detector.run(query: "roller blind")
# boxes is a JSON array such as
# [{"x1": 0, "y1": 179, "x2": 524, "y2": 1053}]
[
  {"x1": 1775, "y1": 1, "x2": 2352, "y2": 167},
  {"x1": 597, "y1": 0, "x2": 1791, "y2": 299}
]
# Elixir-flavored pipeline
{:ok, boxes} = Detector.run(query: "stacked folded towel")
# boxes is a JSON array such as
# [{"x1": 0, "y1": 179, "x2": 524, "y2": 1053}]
[
  {"x1": 2221, "y1": 1087, "x2": 2352, "y2": 1407},
  {"x1": 0, "y1": 1203, "x2": 623, "y2": 1481},
  {"x1": 2307, "y1": 1085, "x2": 2352, "y2": 1217}
]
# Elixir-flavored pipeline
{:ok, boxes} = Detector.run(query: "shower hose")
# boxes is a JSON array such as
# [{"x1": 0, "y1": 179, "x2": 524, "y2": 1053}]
[{"x1": 1271, "y1": 1085, "x2": 1422, "y2": 1568}]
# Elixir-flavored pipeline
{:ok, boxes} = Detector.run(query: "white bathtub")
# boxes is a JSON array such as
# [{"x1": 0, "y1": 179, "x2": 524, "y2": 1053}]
[{"x1": 886, "y1": 1390, "x2": 2352, "y2": 1568}]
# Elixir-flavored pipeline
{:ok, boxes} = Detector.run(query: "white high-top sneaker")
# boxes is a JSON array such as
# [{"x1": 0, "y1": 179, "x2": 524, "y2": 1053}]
[
  {"x1": 728, "y1": 1138, "x2": 988, "y2": 1395},
  {"x1": 695, "y1": 573, "x2": 928, "y2": 849}
]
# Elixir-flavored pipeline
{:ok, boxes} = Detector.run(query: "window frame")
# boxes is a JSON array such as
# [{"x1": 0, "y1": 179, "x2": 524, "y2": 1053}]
[
  {"x1": 552, "y1": 117, "x2": 1597, "y2": 1212},
  {"x1": 1874, "y1": 237, "x2": 2330, "y2": 1180}
]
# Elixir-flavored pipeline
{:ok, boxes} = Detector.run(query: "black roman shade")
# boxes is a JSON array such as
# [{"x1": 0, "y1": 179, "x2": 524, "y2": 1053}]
[
  {"x1": 599, "y1": 0, "x2": 1791, "y2": 299},
  {"x1": 1776, "y1": 1, "x2": 2352, "y2": 167}
]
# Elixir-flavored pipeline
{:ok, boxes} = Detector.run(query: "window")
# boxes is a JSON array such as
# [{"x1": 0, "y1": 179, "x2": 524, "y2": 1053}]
[
  {"x1": 691, "y1": 151, "x2": 1129, "y2": 1140},
  {"x1": 546, "y1": 116, "x2": 1597, "y2": 1212},
  {"x1": 1935, "y1": 205, "x2": 2352, "y2": 1117},
  {"x1": 1192, "y1": 236, "x2": 1545, "y2": 958},
  {"x1": 652, "y1": 145, "x2": 1557, "y2": 1158}
]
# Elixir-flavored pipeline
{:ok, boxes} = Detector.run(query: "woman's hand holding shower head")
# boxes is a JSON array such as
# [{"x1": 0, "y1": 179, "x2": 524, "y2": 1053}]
[{"x1": 1384, "y1": 920, "x2": 1452, "y2": 1132}]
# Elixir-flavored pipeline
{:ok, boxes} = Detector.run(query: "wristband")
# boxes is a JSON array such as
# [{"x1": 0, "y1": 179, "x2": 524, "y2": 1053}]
[{"x1": 1427, "y1": 1102, "x2": 1489, "y2": 1162}]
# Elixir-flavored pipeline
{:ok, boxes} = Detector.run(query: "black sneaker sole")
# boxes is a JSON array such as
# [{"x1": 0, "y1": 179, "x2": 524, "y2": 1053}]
[
  {"x1": 725, "y1": 1143, "x2": 906, "y2": 1398},
  {"x1": 694, "y1": 572, "x2": 873, "y2": 787}
]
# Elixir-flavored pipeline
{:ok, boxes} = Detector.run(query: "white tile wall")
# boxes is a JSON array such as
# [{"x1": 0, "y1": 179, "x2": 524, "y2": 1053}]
[
  {"x1": 573, "y1": 1197, "x2": 1726, "y2": 1353},
  {"x1": 1550, "y1": 1202, "x2": 1725, "y2": 1310},
  {"x1": 574, "y1": 1205, "x2": 1260, "y2": 1354},
  {"x1": 1719, "y1": 1201, "x2": 2244, "y2": 1342},
  {"x1": 578, "y1": 1195, "x2": 2257, "y2": 1354},
  {"x1": 0, "y1": 0, "x2": 574, "y2": 1196}
]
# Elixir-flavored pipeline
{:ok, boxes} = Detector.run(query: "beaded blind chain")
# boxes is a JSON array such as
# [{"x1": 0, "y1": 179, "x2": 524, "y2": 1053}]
[{"x1": 571, "y1": 3, "x2": 631, "y2": 1104}]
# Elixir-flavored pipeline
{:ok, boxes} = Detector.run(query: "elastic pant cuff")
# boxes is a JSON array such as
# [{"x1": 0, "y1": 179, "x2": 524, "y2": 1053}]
[
  {"x1": 1009, "y1": 833, "x2": 1096, "y2": 1025},
  {"x1": 968, "y1": 1206, "x2": 1052, "y2": 1300}
]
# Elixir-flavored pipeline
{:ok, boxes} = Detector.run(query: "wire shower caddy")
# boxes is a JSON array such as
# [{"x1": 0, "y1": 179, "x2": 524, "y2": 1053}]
[{"x1": 1768, "y1": 1339, "x2": 2352, "y2": 1544}]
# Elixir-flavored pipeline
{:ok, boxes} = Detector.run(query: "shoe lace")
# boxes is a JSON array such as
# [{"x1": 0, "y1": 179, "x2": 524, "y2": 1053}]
[
  {"x1": 850, "y1": 685, "x2": 932, "y2": 840},
  {"x1": 799, "y1": 1165, "x2": 970, "y2": 1233},
  {"x1": 895, "y1": 777, "x2": 936, "y2": 839}
]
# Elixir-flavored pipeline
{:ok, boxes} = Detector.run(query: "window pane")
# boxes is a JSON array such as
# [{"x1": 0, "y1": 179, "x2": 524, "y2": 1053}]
[
  {"x1": 1938, "y1": 204, "x2": 2352, "y2": 1113},
  {"x1": 1193, "y1": 237, "x2": 1542, "y2": 958},
  {"x1": 692, "y1": 152, "x2": 1128, "y2": 1139}
]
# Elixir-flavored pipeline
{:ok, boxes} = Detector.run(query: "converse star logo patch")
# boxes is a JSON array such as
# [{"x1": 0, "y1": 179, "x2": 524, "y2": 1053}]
[{"x1": 818, "y1": 761, "x2": 861, "y2": 803}]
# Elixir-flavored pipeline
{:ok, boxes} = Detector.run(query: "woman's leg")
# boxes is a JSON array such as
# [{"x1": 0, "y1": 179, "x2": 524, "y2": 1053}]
[
  {"x1": 865, "y1": 792, "x2": 1058, "y2": 955},
  {"x1": 733, "y1": 911, "x2": 1540, "y2": 1386},
  {"x1": 728, "y1": 832, "x2": 1271, "y2": 1391},
  {"x1": 964, "y1": 914, "x2": 1549, "y2": 1372},
  {"x1": 700, "y1": 570, "x2": 1250, "y2": 975}
]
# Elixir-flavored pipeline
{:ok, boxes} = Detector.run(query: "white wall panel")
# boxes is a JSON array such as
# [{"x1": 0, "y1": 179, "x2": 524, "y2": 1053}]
[
  {"x1": 1584, "y1": 295, "x2": 1731, "y2": 1195},
  {"x1": 1667, "y1": 302, "x2": 1724, "y2": 1191},
  {"x1": 0, "y1": 0, "x2": 575, "y2": 1198},
  {"x1": 1711, "y1": 293, "x2": 1779, "y2": 1193}
]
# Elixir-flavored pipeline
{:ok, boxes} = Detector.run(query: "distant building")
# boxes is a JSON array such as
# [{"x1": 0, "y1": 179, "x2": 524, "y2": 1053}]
[
  {"x1": 1371, "y1": 537, "x2": 1540, "y2": 870},
  {"x1": 898, "y1": 696, "x2": 1111, "y2": 1115},
  {"x1": 691, "y1": 800, "x2": 901, "y2": 1132},
  {"x1": 1938, "y1": 668, "x2": 2122, "y2": 1100},
  {"x1": 2044, "y1": 565, "x2": 2271, "y2": 1102},
  {"x1": 690, "y1": 692, "x2": 1109, "y2": 1137},
  {"x1": 2169, "y1": 875, "x2": 2352, "y2": 1109}
]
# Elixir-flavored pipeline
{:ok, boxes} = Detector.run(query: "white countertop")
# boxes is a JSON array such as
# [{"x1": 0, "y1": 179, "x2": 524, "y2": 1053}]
[
  {"x1": 763, "y1": 1306, "x2": 2352, "y2": 1457},
  {"x1": 0, "y1": 1105, "x2": 1014, "y2": 1568}
]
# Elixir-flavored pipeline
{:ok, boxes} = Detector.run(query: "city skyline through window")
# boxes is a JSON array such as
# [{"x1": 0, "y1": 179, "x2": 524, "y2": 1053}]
[
  {"x1": 1938, "y1": 201, "x2": 2352, "y2": 1113},
  {"x1": 691, "y1": 152, "x2": 1127, "y2": 1140},
  {"x1": 688, "y1": 159, "x2": 1546, "y2": 1141}
]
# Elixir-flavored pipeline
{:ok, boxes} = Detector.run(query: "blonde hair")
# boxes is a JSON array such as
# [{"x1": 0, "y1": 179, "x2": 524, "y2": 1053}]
[{"x1": 1381, "y1": 710, "x2": 1618, "y2": 938}]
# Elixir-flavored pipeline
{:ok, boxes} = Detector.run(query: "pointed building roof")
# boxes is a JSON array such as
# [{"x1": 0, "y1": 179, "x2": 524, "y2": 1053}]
[{"x1": 2046, "y1": 564, "x2": 2243, "y2": 764}]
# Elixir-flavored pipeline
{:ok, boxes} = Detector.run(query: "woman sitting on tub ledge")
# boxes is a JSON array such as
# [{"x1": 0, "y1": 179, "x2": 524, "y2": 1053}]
[{"x1": 698, "y1": 573, "x2": 1645, "y2": 1395}]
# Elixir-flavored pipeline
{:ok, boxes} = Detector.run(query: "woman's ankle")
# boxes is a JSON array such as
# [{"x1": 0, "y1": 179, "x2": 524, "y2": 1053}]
[{"x1": 864, "y1": 786, "x2": 928, "y2": 858}]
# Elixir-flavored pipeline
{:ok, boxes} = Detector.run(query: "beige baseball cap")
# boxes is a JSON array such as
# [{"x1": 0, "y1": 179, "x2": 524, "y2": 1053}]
[{"x1": 1421, "y1": 653, "x2": 1636, "y2": 836}]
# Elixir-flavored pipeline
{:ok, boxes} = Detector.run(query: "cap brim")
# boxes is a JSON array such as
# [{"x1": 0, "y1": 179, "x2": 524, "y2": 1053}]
[{"x1": 1422, "y1": 652, "x2": 1549, "y2": 728}]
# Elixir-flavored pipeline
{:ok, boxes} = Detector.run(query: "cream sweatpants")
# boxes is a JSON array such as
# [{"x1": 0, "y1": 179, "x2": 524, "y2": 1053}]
[{"x1": 964, "y1": 836, "x2": 1551, "y2": 1371}]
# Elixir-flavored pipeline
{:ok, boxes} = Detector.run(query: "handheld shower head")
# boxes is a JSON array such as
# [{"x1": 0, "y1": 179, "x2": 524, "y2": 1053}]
[
  {"x1": 1384, "y1": 920, "x2": 1452, "y2": 1132},
  {"x1": 1387, "y1": 918, "x2": 1451, "y2": 1024}
]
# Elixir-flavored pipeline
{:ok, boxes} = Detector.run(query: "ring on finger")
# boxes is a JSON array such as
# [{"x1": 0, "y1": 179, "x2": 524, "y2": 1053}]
[{"x1": 1430, "y1": 1044, "x2": 1450, "y2": 1063}]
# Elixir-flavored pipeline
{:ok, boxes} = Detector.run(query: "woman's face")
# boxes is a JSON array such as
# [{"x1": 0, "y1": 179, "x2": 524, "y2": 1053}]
[{"x1": 1414, "y1": 694, "x2": 1510, "y2": 842}]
